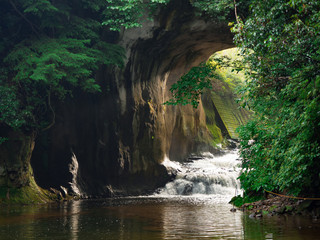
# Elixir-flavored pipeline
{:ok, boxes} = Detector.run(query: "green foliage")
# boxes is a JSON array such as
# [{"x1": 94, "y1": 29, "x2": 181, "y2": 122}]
[
  {"x1": 0, "y1": 0, "x2": 125, "y2": 134},
  {"x1": 229, "y1": 194, "x2": 263, "y2": 207},
  {"x1": 234, "y1": 0, "x2": 320, "y2": 196},
  {"x1": 189, "y1": 0, "x2": 251, "y2": 22},
  {"x1": 102, "y1": 0, "x2": 245, "y2": 32},
  {"x1": 6, "y1": 38, "x2": 101, "y2": 94},
  {"x1": 164, "y1": 0, "x2": 320, "y2": 198},
  {"x1": 0, "y1": 85, "x2": 32, "y2": 130},
  {"x1": 211, "y1": 49, "x2": 246, "y2": 93},
  {"x1": 190, "y1": 0, "x2": 235, "y2": 20},
  {"x1": 237, "y1": 120, "x2": 278, "y2": 193},
  {"x1": 0, "y1": 0, "x2": 248, "y2": 137},
  {"x1": 165, "y1": 50, "x2": 246, "y2": 108},
  {"x1": 103, "y1": 0, "x2": 170, "y2": 31},
  {"x1": 0, "y1": 137, "x2": 8, "y2": 145},
  {"x1": 165, "y1": 61, "x2": 218, "y2": 108}
]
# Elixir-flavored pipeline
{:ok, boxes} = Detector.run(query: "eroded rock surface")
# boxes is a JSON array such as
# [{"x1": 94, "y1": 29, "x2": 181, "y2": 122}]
[{"x1": 30, "y1": 1, "x2": 235, "y2": 196}]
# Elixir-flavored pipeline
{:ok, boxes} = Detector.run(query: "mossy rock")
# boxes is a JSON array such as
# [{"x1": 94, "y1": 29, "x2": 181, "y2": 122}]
[
  {"x1": 0, "y1": 178, "x2": 56, "y2": 205},
  {"x1": 207, "y1": 124, "x2": 223, "y2": 145}
]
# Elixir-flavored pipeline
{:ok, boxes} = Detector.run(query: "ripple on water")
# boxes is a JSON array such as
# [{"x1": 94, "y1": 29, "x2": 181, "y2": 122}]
[{"x1": 1, "y1": 152, "x2": 320, "y2": 239}]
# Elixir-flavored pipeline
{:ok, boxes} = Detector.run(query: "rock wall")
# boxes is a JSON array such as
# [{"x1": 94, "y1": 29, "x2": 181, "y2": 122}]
[
  {"x1": 0, "y1": 128, "x2": 53, "y2": 203},
  {"x1": 30, "y1": 1, "x2": 235, "y2": 197},
  {"x1": 0, "y1": 129, "x2": 34, "y2": 188}
]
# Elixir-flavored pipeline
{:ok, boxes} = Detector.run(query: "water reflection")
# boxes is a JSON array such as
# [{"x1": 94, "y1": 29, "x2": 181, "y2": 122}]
[
  {"x1": 0, "y1": 198, "x2": 320, "y2": 239},
  {"x1": 69, "y1": 200, "x2": 81, "y2": 240},
  {"x1": 160, "y1": 197, "x2": 243, "y2": 239},
  {"x1": 243, "y1": 214, "x2": 320, "y2": 240}
]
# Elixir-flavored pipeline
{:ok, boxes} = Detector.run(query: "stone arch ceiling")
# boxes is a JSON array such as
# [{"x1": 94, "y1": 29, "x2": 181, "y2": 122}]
[
  {"x1": 31, "y1": 1, "x2": 235, "y2": 196},
  {"x1": 117, "y1": 1, "x2": 234, "y2": 162}
]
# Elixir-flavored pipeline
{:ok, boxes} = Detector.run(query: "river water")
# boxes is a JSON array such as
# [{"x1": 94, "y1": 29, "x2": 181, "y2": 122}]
[{"x1": 1, "y1": 150, "x2": 320, "y2": 239}]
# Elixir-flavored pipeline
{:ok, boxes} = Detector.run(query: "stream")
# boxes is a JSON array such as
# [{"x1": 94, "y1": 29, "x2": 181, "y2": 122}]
[{"x1": 1, "y1": 150, "x2": 320, "y2": 239}]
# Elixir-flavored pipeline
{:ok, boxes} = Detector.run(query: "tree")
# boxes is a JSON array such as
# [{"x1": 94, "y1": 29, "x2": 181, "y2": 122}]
[
  {"x1": 103, "y1": 0, "x2": 170, "y2": 31},
  {"x1": 233, "y1": 0, "x2": 320, "y2": 197},
  {"x1": 0, "y1": 0, "x2": 126, "y2": 138},
  {"x1": 0, "y1": 0, "x2": 177, "y2": 139},
  {"x1": 165, "y1": 60, "x2": 217, "y2": 108}
]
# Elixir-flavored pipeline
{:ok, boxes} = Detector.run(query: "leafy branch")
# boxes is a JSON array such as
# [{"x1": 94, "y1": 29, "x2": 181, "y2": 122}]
[{"x1": 165, "y1": 54, "x2": 246, "y2": 108}]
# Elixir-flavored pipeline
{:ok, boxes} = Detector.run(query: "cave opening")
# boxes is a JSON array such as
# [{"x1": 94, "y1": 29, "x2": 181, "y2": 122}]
[{"x1": 30, "y1": 6, "x2": 248, "y2": 196}]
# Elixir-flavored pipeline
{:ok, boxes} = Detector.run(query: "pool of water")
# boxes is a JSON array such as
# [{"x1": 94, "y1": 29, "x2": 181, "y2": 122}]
[
  {"x1": 1, "y1": 197, "x2": 320, "y2": 240},
  {"x1": 2, "y1": 150, "x2": 320, "y2": 239}
]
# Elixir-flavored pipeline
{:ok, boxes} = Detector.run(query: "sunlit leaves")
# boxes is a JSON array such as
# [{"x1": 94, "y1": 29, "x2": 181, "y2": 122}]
[
  {"x1": 165, "y1": 62, "x2": 218, "y2": 108},
  {"x1": 165, "y1": 49, "x2": 246, "y2": 108}
]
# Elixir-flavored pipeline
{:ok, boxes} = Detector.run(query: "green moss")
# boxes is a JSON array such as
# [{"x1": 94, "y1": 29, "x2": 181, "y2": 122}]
[
  {"x1": 0, "y1": 177, "x2": 55, "y2": 205},
  {"x1": 207, "y1": 124, "x2": 223, "y2": 145},
  {"x1": 204, "y1": 106, "x2": 216, "y2": 125},
  {"x1": 210, "y1": 92, "x2": 244, "y2": 139}
]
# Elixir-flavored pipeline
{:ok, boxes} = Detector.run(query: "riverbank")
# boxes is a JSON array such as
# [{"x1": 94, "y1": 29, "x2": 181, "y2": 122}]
[{"x1": 239, "y1": 195, "x2": 320, "y2": 218}]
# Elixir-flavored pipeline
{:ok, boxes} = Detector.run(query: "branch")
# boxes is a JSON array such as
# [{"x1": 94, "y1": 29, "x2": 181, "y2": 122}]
[
  {"x1": 42, "y1": 91, "x2": 56, "y2": 131},
  {"x1": 233, "y1": 0, "x2": 240, "y2": 25},
  {"x1": 9, "y1": 0, "x2": 40, "y2": 37}
]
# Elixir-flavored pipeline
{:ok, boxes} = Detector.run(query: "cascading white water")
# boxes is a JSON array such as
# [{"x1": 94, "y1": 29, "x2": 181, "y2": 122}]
[{"x1": 160, "y1": 150, "x2": 241, "y2": 197}]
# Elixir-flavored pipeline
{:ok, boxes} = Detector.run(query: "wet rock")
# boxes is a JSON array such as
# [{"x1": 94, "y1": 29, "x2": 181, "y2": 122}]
[
  {"x1": 49, "y1": 188, "x2": 63, "y2": 200},
  {"x1": 59, "y1": 186, "x2": 68, "y2": 198},
  {"x1": 227, "y1": 139, "x2": 238, "y2": 149},
  {"x1": 104, "y1": 185, "x2": 115, "y2": 197},
  {"x1": 182, "y1": 183, "x2": 194, "y2": 195},
  {"x1": 187, "y1": 156, "x2": 204, "y2": 161}
]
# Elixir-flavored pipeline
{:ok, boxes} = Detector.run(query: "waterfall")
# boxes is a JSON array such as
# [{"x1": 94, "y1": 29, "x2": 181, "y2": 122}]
[{"x1": 159, "y1": 150, "x2": 241, "y2": 197}]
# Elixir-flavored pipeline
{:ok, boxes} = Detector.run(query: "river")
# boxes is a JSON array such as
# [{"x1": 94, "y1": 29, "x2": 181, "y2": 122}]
[{"x1": 1, "y1": 150, "x2": 320, "y2": 239}]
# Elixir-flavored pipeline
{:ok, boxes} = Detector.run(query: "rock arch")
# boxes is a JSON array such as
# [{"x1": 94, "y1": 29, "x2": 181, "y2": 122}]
[{"x1": 31, "y1": 1, "x2": 235, "y2": 196}]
